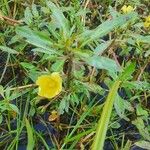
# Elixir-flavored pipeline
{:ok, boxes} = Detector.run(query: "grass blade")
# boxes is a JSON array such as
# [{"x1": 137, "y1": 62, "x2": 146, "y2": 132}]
[
  {"x1": 0, "y1": 46, "x2": 19, "y2": 54},
  {"x1": 25, "y1": 118, "x2": 35, "y2": 150},
  {"x1": 92, "y1": 80, "x2": 121, "y2": 150}
]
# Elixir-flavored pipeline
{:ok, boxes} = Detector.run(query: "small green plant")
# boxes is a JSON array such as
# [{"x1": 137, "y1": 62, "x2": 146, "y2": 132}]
[{"x1": 0, "y1": 0, "x2": 149, "y2": 149}]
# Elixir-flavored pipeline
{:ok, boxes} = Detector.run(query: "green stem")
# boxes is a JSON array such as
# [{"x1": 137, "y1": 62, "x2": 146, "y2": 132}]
[
  {"x1": 66, "y1": 53, "x2": 73, "y2": 89},
  {"x1": 92, "y1": 80, "x2": 121, "y2": 150}
]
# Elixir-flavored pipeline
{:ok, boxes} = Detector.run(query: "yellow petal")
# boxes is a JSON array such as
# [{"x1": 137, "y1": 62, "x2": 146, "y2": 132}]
[
  {"x1": 144, "y1": 22, "x2": 150, "y2": 28},
  {"x1": 121, "y1": 5, "x2": 134, "y2": 13},
  {"x1": 121, "y1": 5, "x2": 127, "y2": 13},
  {"x1": 36, "y1": 72, "x2": 62, "y2": 99},
  {"x1": 144, "y1": 16, "x2": 150, "y2": 28},
  {"x1": 145, "y1": 16, "x2": 150, "y2": 22},
  {"x1": 126, "y1": 6, "x2": 134, "y2": 13}
]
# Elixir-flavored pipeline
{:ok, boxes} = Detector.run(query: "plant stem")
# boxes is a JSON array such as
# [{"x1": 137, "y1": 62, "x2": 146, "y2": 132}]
[
  {"x1": 4, "y1": 84, "x2": 36, "y2": 92},
  {"x1": 66, "y1": 53, "x2": 73, "y2": 89},
  {"x1": 92, "y1": 80, "x2": 121, "y2": 150}
]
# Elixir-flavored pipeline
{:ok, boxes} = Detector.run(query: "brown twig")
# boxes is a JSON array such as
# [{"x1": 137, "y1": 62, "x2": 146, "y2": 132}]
[
  {"x1": 0, "y1": 13, "x2": 23, "y2": 25},
  {"x1": 137, "y1": 62, "x2": 148, "y2": 81}
]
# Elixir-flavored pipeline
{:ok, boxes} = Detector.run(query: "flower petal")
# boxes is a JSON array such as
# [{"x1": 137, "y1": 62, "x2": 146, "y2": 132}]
[{"x1": 36, "y1": 73, "x2": 62, "y2": 99}]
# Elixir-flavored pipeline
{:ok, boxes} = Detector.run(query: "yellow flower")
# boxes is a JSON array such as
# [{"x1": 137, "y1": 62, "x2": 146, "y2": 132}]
[
  {"x1": 144, "y1": 16, "x2": 150, "y2": 28},
  {"x1": 121, "y1": 5, "x2": 134, "y2": 14},
  {"x1": 36, "y1": 72, "x2": 62, "y2": 99}
]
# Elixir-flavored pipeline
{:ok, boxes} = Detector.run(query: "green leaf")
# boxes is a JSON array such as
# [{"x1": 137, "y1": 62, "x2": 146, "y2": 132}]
[
  {"x1": 79, "y1": 12, "x2": 137, "y2": 46},
  {"x1": 0, "y1": 46, "x2": 19, "y2": 54},
  {"x1": 110, "y1": 122, "x2": 121, "y2": 129},
  {"x1": 0, "y1": 103, "x2": 8, "y2": 112},
  {"x1": 32, "y1": 48, "x2": 60, "y2": 55},
  {"x1": 131, "y1": 34, "x2": 150, "y2": 43},
  {"x1": 124, "y1": 81, "x2": 150, "y2": 90},
  {"x1": 92, "y1": 80, "x2": 121, "y2": 150},
  {"x1": 46, "y1": 1, "x2": 69, "y2": 38},
  {"x1": 109, "y1": 6, "x2": 120, "y2": 18},
  {"x1": 87, "y1": 56, "x2": 119, "y2": 72},
  {"x1": 20, "y1": 62, "x2": 37, "y2": 70},
  {"x1": 119, "y1": 62, "x2": 136, "y2": 81},
  {"x1": 114, "y1": 94, "x2": 133, "y2": 121},
  {"x1": 132, "y1": 117, "x2": 150, "y2": 141},
  {"x1": 70, "y1": 93, "x2": 79, "y2": 105},
  {"x1": 9, "y1": 104, "x2": 19, "y2": 114},
  {"x1": 32, "y1": 4, "x2": 39, "y2": 18},
  {"x1": 24, "y1": 7, "x2": 33, "y2": 25},
  {"x1": 145, "y1": 49, "x2": 150, "y2": 57},
  {"x1": 9, "y1": 89, "x2": 30, "y2": 101},
  {"x1": 28, "y1": 71, "x2": 40, "y2": 82},
  {"x1": 0, "y1": 85, "x2": 4, "y2": 98},
  {"x1": 136, "y1": 105, "x2": 149, "y2": 122},
  {"x1": 25, "y1": 118, "x2": 35, "y2": 150},
  {"x1": 0, "y1": 115, "x2": 3, "y2": 124},
  {"x1": 81, "y1": 82, "x2": 103, "y2": 94},
  {"x1": 58, "y1": 96, "x2": 70, "y2": 114},
  {"x1": 16, "y1": 26, "x2": 53, "y2": 50},
  {"x1": 135, "y1": 141, "x2": 150, "y2": 150},
  {"x1": 94, "y1": 41, "x2": 112, "y2": 55},
  {"x1": 51, "y1": 59, "x2": 65, "y2": 72},
  {"x1": 123, "y1": 140, "x2": 132, "y2": 150}
]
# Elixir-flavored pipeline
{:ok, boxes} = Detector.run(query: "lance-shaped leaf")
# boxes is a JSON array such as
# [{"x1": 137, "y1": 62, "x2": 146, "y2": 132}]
[
  {"x1": 25, "y1": 118, "x2": 35, "y2": 150},
  {"x1": 0, "y1": 46, "x2": 19, "y2": 54},
  {"x1": 94, "y1": 40, "x2": 112, "y2": 55},
  {"x1": 87, "y1": 56, "x2": 119, "y2": 72},
  {"x1": 16, "y1": 26, "x2": 53, "y2": 50},
  {"x1": 78, "y1": 12, "x2": 137, "y2": 46},
  {"x1": 46, "y1": 1, "x2": 70, "y2": 38},
  {"x1": 131, "y1": 34, "x2": 150, "y2": 43}
]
